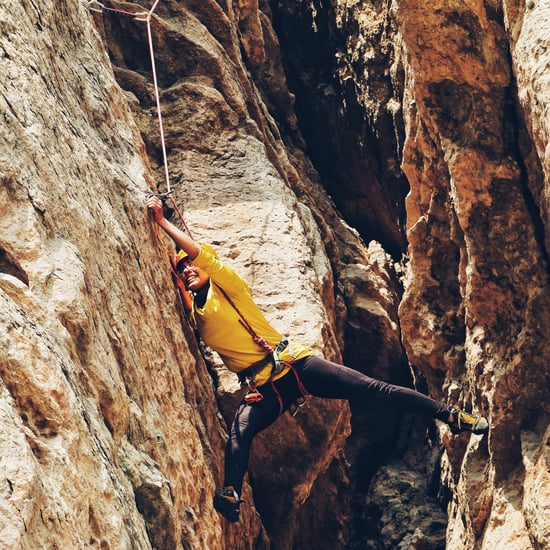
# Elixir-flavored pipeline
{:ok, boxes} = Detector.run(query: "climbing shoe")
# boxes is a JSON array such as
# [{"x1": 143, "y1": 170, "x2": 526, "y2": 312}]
[
  {"x1": 447, "y1": 406, "x2": 489, "y2": 435},
  {"x1": 213, "y1": 486, "x2": 241, "y2": 523}
]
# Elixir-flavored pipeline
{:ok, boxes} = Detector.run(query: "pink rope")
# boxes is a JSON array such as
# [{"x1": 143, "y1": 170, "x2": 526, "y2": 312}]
[
  {"x1": 89, "y1": 0, "x2": 193, "y2": 238},
  {"x1": 86, "y1": 1, "x2": 147, "y2": 19},
  {"x1": 146, "y1": 1, "x2": 167, "y2": 190},
  {"x1": 145, "y1": 2, "x2": 193, "y2": 238}
]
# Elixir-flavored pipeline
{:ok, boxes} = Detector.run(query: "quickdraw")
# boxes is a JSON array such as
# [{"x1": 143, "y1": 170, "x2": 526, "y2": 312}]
[
  {"x1": 272, "y1": 337, "x2": 295, "y2": 375},
  {"x1": 145, "y1": 190, "x2": 174, "y2": 201}
]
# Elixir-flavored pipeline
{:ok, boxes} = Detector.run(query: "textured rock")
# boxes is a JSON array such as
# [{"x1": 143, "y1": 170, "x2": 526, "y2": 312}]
[
  {"x1": 396, "y1": 0, "x2": 550, "y2": 548},
  {"x1": 1, "y1": 0, "x2": 355, "y2": 548},
  {"x1": 0, "y1": 0, "x2": 231, "y2": 548},
  {"x1": 1, "y1": 0, "x2": 550, "y2": 549}
]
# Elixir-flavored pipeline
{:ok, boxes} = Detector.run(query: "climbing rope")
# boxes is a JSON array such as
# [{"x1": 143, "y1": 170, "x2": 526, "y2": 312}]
[
  {"x1": 85, "y1": 0, "x2": 148, "y2": 19},
  {"x1": 85, "y1": 0, "x2": 193, "y2": 238}
]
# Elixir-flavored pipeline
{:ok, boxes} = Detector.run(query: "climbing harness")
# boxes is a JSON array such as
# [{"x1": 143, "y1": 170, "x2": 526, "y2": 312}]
[
  {"x1": 84, "y1": 0, "x2": 193, "y2": 237},
  {"x1": 217, "y1": 287, "x2": 307, "y2": 416}
]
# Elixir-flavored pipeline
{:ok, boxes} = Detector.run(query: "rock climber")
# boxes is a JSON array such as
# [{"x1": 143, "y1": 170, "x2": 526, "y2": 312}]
[{"x1": 145, "y1": 195, "x2": 489, "y2": 523}]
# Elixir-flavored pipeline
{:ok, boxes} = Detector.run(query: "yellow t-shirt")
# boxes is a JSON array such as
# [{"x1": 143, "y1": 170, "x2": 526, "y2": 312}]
[{"x1": 190, "y1": 245, "x2": 314, "y2": 386}]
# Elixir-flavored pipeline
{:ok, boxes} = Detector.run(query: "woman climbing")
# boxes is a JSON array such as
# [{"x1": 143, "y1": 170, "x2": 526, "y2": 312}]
[{"x1": 145, "y1": 195, "x2": 489, "y2": 523}]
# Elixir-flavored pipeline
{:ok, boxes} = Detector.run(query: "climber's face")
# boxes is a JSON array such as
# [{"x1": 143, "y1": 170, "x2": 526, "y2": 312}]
[{"x1": 179, "y1": 261, "x2": 210, "y2": 292}]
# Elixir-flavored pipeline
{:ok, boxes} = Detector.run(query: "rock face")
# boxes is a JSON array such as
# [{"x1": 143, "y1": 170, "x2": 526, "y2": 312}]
[
  {"x1": 397, "y1": 1, "x2": 550, "y2": 548},
  {"x1": 1, "y1": 1, "x2": 549, "y2": 550}
]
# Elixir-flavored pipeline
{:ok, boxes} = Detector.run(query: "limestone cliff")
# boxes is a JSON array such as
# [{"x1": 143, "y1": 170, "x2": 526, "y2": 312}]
[{"x1": 1, "y1": 1, "x2": 548, "y2": 550}]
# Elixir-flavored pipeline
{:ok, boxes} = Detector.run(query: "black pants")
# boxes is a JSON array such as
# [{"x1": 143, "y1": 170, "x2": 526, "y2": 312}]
[{"x1": 223, "y1": 355, "x2": 450, "y2": 494}]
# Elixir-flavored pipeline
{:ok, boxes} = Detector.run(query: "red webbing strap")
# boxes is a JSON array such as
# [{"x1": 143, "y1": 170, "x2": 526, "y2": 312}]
[
  {"x1": 270, "y1": 379, "x2": 284, "y2": 416},
  {"x1": 217, "y1": 286, "x2": 274, "y2": 355},
  {"x1": 288, "y1": 363, "x2": 309, "y2": 397}
]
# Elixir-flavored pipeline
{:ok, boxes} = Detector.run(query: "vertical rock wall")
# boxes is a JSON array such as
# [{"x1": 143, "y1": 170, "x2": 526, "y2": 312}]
[
  {"x1": 1, "y1": 0, "x2": 237, "y2": 548},
  {"x1": 395, "y1": 1, "x2": 550, "y2": 547},
  {"x1": 267, "y1": 0, "x2": 549, "y2": 548},
  {"x1": 1, "y1": 0, "x2": 549, "y2": 549},
  {"x1": 0, "y1": 0, "x2": 359, "y2": 548}
]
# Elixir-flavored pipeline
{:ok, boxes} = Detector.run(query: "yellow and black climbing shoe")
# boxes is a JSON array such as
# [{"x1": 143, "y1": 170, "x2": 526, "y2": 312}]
[
  {"x1": 447, "y1": 406, "x2": 489, "y2": 435},
  {"x1": 213, "y1": 486, "x2": 241, "y2": 523}
]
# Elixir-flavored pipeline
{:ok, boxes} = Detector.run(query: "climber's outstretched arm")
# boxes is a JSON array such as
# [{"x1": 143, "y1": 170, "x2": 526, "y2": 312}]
[{"x1": 146, "y1": 195, "x2": 201, "y2": 260}]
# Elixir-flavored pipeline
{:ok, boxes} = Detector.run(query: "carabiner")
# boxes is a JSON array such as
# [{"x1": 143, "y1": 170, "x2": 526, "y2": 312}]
[{"x1": 145, "y1": 190, "x2": 173, "y2": 200}]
